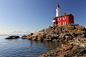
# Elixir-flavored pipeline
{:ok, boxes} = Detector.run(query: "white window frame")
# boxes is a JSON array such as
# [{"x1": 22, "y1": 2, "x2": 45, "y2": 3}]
[
  {"x1": 63, "y1": 16, "x2": 66, "y2": 20},
  {"x1": 58, "y1": 17, "x2": 61, "y2": 21},
  {"x1": 63, "y1": 21, "x2": 66, "y2": 25},
  {"x1": 58, "y1": 22, "x2": 61, "y2": 25}
]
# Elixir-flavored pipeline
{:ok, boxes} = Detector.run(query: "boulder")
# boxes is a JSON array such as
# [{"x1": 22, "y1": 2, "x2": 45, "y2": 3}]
[
  {"x1": 65, "y1": 44, "x2": 73, "y2": 51},
  {"x1": 5, "y1": 36, "x2": 19, "y2": 39},
  {"x1": 75, "y1": 26, "x2": 85, "y2": 31},
  {"x1": 59, "y1": 33, "x2": 72, "y2": 38},
  {"x1": 21, "y1": 35, "x2": 27, "y2": 39},
  {"x1": 26, "y1": 36, "x2": 32, "y2": 40},
  {"x1": 12, "y1": 36, "x2": 19, "y2": 39},
  {"x1": 55, "y1": 29, "x2": 59, "y2": 34},
  {"x1": 65, "y1": 36, "x2": 73, "y2": 41},
  {"x1": 32, "y1": 36, "x2": 37, "y2": 41},
  {"x1": 61, "y1": 44, "x2": 67, "y2": 50},
  {"x1": 52, "y1": 34, "x2": 59, "y2": 39},
  {"x1": 73, "y1": 37, "x2": 86, "y2": 43},
  {"x1": 44, "y1": 28, "x2": 55, "y2": 34},
  {"x1": 44, "y1": 38, "x2": 52, "y2": 41},
  {"x1": 52, "y1": 39, "x2": 59, "y2": 42},
  {"x1": 80, "y1": 34, "x2": 86, "y2": 38},
  {"x1": 32, "y1": 32, "x2": 46, "y2": 37},
  {"x1": 37, "y1": 37, "x2": 44, "y2": 41}
]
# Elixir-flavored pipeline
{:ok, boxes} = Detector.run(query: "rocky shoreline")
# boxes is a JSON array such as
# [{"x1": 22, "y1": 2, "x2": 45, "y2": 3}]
[
  {"x1": 5, "y1": 25, "x2": 86, "y2": 57},
  {"x1": 39, "y1": 42, "x2": 86, "y2": 57}
]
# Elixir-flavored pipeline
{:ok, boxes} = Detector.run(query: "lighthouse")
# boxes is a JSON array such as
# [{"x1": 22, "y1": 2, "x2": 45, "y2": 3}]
[
  {"x1": 53, "y1": 4, "x2": 74, "y2": 26},
  {"x1": 56, "y1": 4, "x2": 61, "y2": 17}
]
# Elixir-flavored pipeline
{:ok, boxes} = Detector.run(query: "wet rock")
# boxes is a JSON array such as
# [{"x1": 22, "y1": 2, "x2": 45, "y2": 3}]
[
  {"x1": 21, "y1": 35, "x2": 27, "y2": 39},
  {"x1": 37, "y1": 37, "x2": 44, "y2": 41},
  {"x1": 26, "y1": 36, "x2": 32, "y2": 40},
  {"x1": 44, "y1": 39, "x2": 52, "y2": 41},
  {"x1": 39, "y1": 54, "x2": 48, "y2": 57},
  {"x1": 46, "y1": 35, "x2": 51, "y2": 38},
  {"x1": 5, "y1": 36, "x2": 19, "y2": 39},
  {"x1": 52, "y1": 39, "x2": 59, "y2": 42},
  {"x1": 32, "y1": 36, "x2": 37, "y2": 41},
  {"x1": 45, "y1": 35, "x2": 53, "y2": 41}
]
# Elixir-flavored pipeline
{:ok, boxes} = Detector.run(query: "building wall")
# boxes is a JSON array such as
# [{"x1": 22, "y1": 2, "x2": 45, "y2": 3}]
[
  {"x1": 55, "y1": 16, "x2": 69, "y2": 26},
  {"x1": 69, "y1": 14, "x2": 74, "y2": 23}
]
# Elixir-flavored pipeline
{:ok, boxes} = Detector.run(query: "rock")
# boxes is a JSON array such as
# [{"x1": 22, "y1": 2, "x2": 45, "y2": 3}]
[
  {"x1": 27, "y1": 33, "x2": 33, "y2": 36},
  {"x1": 27, "y1": 33, "x2": 33, "y2": 37},
  {"x1": 61, "y1": 44, "x2": 66, "y2": 50},
  {"x1": 37, "y1": 37, "x2": 42, "y2": 41},
  {"x1": 32, "y1": 36, "x2": 37, "y2": 41},
  {"x1": 5, "y1": 36, "x2": 19, "y2": 39},
  {"x1": 37, "y1": 37, "x2": 44, "y2": 41},
  {"x1": 39, "y1": 54, "x2": 48, "y2": 57},
  {"x1": 65, "y1": 36, "x2": 73, "y2": 41},
  {"x1": 12, "y1": 36, "x2": 19, "y2": 39},
  {"x1": 65, "y1": 25, "x2": 73, "y2": 30},
  {"x1": 52, "y1": 39, "x2": 59, "y2": 42},
  {"x1": 26, "y1": 36, "x2": 32, "y2": 40},
  {"x1": 44, "y1": 28, "x2": 55, "y2": 34},
  {"x1": 46, "y1": 35, "x2": 51, "y2": 38},
  {"x1": 21, "y1": 35, "x2": 27, "y2": 39},
  {"x1": 46, "y1": 35, "x2": 52, "y2": 39},
  {"x1": 73, "y1": 37, "x2": 86, "y2": 43},
  {"x1": 81, "y1": 34, "x2": 86, "y2": 38},
  {"x1": 44, "y1": 39, "x2": 52, "y2": 41},
  {"x1": 32, "y1": 32, "x2": 46, "y2": 37},
  {"x1": 65, "y1": 44, "x2": 73, "y2": 51},
  {"x1": 71, "y1": 45, "x2": 78, "y2": 51},
  {"x1": 59, "y1": 33, "x2": 71, "y2": 38},
  {"x1": 55, "y1": 29, "x2": 59, "y2": 34},
  {"x1": 52, "y1": 34, "x2": 59, "y2": 38},
  {"x1": 75, "y1": 26, "x2": 85, "y2": 31}
]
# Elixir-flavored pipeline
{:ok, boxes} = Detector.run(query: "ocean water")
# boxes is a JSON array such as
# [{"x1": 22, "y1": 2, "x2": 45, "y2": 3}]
[{"x1": 0, "y1": 34, "x2": 67, "y2": 57}]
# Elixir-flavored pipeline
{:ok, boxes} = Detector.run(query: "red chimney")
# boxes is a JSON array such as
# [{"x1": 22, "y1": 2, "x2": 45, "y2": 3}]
[{"x1": 64, "y1": 13, "x2": 66, "y2": 15}]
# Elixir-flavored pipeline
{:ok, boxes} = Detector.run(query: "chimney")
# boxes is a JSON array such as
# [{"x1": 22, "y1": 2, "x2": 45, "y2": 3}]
[{"x1": 64, "y1": 13, "x2": 66, "y2": 15}]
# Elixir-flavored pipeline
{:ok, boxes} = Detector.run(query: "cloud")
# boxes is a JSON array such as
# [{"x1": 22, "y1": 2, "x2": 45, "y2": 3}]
[
  {"x1": 0, "y1": 30, "x2": 33, "y2": 34},
  {"x1": 10, "y1": 31, "x2": 31, "y2": 33}
]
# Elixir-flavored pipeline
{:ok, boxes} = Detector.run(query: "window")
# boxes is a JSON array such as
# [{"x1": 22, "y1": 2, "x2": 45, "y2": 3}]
[
  {"x1": 63, "y1": 16, "x2": 66, "y2": 20},
  {"x1": 58, "y1": 22, "x2": 61, "y2": 25},
  {"x1": 58, "y1": 17, "x2": 61, "y2": 21},
  {"x1": 63, "y1": 22, "x2": 66, "y2": 25}
]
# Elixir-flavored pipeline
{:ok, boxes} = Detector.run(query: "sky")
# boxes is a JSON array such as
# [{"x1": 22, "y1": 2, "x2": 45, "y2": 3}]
[{"x1": 0, "y1": 0, "x2": 86, "y2": 34}]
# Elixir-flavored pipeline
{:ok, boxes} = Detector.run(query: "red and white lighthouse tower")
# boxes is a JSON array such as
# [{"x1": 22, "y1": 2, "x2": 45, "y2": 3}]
[{"x1": 56, "y1": 4, "x2": 61, "y2": 17}]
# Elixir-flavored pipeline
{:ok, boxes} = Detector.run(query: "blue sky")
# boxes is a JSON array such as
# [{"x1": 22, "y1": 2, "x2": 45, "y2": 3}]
[{"x1": 0, "y1": 0, "x2": 86, "y2": 34}]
